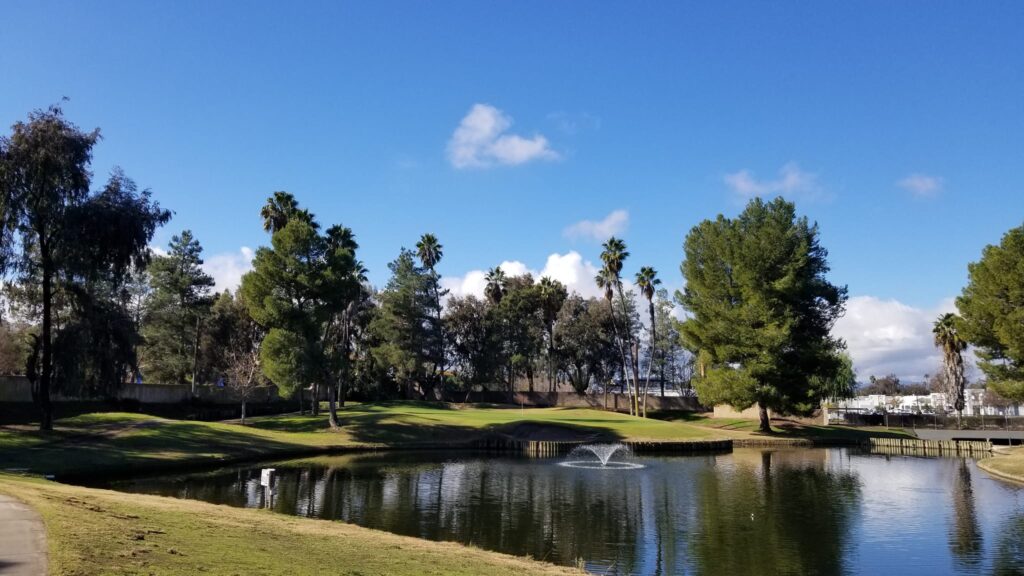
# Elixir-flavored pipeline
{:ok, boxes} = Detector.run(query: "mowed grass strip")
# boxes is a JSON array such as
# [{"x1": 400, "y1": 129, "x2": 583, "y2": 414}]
[
  {"x1": 979, "y1": 447, "x2": 1024, "y2": 484},
  {"x1": 1, "y1": 402, "x2": 714, "y2": 477},
  {"x1": 0, "y1": 474, "x2": 581, "y2": 576}
]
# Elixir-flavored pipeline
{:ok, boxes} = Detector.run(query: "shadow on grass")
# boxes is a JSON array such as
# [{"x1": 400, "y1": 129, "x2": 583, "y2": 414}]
[{"x1": 2, "y1": 419, "x2": 316, "y2": 479}]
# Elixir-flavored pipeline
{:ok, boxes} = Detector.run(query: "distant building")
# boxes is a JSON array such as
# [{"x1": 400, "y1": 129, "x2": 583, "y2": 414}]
[{"x1": 830, "y1": 391, "x2": 1022, "y2": 418}]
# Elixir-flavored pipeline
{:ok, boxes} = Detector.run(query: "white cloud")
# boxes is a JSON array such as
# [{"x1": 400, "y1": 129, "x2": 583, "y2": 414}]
[
  {"x1": 724, "y1": 162, "x2": 822, "y2": 200},
  {"x1": 832, "y1": 296, "x2": 969, "y2": 382},
  {"x1": 447, "y1": 104, "x2": 559, "y2": 169},
  {"x1": 441, "y1": 251, "x2": 602, "y2": 302},
  {"x1": 898, "y1": 173, "x2": 943, "y2": 197},
  {"x1": 202, "y1": 247, "x2": 255, "y2": 292},
  {"x1": 563, "y1": 210, "x2": 629, "y2": 242}
]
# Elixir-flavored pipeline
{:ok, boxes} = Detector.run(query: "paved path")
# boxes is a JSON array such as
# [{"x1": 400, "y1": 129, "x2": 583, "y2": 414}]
[
  {"x1": 915, "y1": 429, "x2": 1024, "y2": 442},
  {"x1": 0, "y1": 494, "x2": 46, "y2": 576}
]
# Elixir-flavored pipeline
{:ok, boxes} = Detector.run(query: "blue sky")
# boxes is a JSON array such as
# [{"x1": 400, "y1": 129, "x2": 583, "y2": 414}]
[{"x1": 2, "y1": 1, "x2": 1023, "y2": 379}]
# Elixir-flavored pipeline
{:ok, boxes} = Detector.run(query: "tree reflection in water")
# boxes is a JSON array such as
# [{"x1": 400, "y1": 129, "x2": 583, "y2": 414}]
[
  {"x1": 101, "y1": 449, "x2": 1024, "y2": 575},
  {"x1": 949, "y1": 458, "x2": 982, "y2": 567}
]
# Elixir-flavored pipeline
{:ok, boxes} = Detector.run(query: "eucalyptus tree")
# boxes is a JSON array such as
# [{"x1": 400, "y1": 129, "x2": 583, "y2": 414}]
[
  {"x1": 957, "y1": 223, "x2": 1024, "y2": 402},
  {"x1": 445, "y1": 295, "x2": 500, "y2": 389},
  {"x1": 0, "y1": 106, "x2": 169, "y2": 430},
  {"x1": 416, "y1": 233, "x2": 446, "y2": 391},
  {"x1": 634, "y1": 266, "x2": 661, "y2": 416},
  {"x1": 933, "y1": 313, "x2": 967, "y2": 426},
  {"x1": 553, "y1": 295, "x2": 618, "y2": 394},
  {"x1": 241, "y1": 195, "x2": 362, "y2": 427},
  {"x1": 677, "y1": 197, "x2": 847, "y2": 432},
  {"x1": 495, "y1": 274, "x2": 545, "y2": 391},
  {"x1": 537, "y1": 276, "x2": 568, "y2": 390},
  {"x1": 142, "y1": 230, "x2": 215, "y2": 390}
]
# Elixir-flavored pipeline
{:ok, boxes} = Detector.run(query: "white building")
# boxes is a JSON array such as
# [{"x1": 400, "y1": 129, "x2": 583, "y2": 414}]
[{"x1": 832, "y1": 390, "x2": 1022, "y2": 417}]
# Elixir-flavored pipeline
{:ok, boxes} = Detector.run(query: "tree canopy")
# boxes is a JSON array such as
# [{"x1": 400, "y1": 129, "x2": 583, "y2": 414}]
[
  {"x1": 957, "y1": 223, "x2": 1024, "y2": 401},
  {"x1": 0, "y1": 106, "x2": 169, "y2": 429},
  {"x1": 677, "y1": 197, "x2": 847, "y2": 431}
]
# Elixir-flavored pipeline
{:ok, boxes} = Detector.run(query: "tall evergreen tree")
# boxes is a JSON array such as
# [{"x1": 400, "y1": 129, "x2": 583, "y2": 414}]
[
  {"x1": 368, "y1": 249, "x2": 435, "y2": 398},
  {"x1": 416, "y1": 233, "x2": 446, "y2": 392},
  {"x1": 677, "y1": 197, "x2": 847, "y2": 432},
  {"x1": 142, "y1": 230, "x2": 215, "y2": 390},
  {"x1": 242, "y1": 195, "x2": 362, "y2": 427},
  {"x1": 956, "y1": 223, "x2": 1024, "y2": 402},
  {"x1": 0, "y1": 106, "x2": 169, "y2": 429}
]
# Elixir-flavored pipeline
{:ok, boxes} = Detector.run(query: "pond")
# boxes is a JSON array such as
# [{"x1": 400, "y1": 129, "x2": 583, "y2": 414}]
[{"x1": 91, "y1": 448, "x2": 1024, "y2": 575}]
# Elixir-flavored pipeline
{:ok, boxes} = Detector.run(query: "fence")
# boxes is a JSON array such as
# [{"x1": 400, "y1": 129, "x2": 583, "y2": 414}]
[{"x1": 832, "y1": 410, "x2": 1024, "y2": 431}]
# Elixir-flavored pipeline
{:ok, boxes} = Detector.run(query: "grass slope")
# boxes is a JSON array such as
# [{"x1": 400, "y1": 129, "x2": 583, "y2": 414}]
[
  {"x1": 978, "y1": 447, "x2": 1024, "y2": 484},
  {"x1": 0, "y1": 474, "x2": 579, "y2": 576},
  {"x1": 0, "y1": 402, "x2": 713, "y2": 477}
]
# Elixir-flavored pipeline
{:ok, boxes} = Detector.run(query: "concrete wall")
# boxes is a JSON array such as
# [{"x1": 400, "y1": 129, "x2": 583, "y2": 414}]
[
  {"x1": 713, "y1": 404, "x2": 769, "y2": 420},
  {"x1": 0, "y1": 375, "x2": 279, "y2": 405},
  {"x1": 454, "y1": 390, "x2": 703, "y2": 413}
]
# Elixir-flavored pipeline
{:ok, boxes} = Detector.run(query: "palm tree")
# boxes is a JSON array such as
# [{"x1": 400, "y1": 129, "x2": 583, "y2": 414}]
[
  {"x1": 416, "y1": 234, "x2": 445, "y2": 395},
  {"x1": 635, "y1": 266, "x2": 661, "y2": 417},
  {"x1": 934, "y1": 312, "x2": 968, "y2": 428},
  {"x1": 597, "y1": 237, "x2": 640, "y2": 415},
  {"x1": 260, "y1": 191, "x2": 316, "y2": 234},
  {"x1": 538, "y1": 276, "x2": 567, "y2": 391},
  {"x1": 484, "y1": 266, "x2": 506, "y2": 305}
]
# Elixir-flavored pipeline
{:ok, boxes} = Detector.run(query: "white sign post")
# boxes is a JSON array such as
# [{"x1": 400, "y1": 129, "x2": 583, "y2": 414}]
[{"x1": 260, "y1": 468, "x2": 275, "y2": 509}]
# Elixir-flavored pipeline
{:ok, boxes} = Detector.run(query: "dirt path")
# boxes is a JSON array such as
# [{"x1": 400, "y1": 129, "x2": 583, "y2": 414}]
[{"x1": 0, "y1": 494, "x2": 46, "y2": 575}]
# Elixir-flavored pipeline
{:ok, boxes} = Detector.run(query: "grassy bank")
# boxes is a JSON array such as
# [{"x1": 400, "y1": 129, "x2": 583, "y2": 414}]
[
  {"x1": 0, "y1": 402, "x2": 714, "y2": 477},
  {"x1": 978, "y1": 447, "x2": 1024, "y2": 484},
  {"x1": 660, "y1": 412, "x2": 913, "y2": 441},
  {"x1": 0, "y1": 474, "x2": 580, "y2": 576},
  {"x1": 0, "y1": 402, "x2": 930, "y2": 575}
]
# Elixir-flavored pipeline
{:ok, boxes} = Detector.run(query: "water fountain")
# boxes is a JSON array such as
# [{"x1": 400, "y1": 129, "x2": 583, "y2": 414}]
[{"x1": 558, "y1": 443, "x2": 644, "y2": 469}]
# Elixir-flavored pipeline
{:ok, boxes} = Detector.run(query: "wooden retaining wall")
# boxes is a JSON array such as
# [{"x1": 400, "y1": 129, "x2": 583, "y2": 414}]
[
  {"x1": 864, "y1": 437, "x2": 992, "y2": 455},
  {"x1": 469, "y1": 436, "x2": 993, "y2": 458},
  {"x1": 470, "y1": 437, "x2": 731, "y2": 457}
]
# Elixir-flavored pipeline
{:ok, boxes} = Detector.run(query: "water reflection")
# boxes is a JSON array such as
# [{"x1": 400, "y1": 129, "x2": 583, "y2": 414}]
[
  {"x1": 949, "y1": 459, "x2": 981, "y2": 567},
  {"x1": 101, "y1": 448, "x2": 1023, "y2": 575}
]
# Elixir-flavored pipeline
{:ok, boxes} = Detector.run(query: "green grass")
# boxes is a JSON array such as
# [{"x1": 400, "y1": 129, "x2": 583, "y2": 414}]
[
  {"x1": 0, "y1": 473, "x2": 580, "y2": 576},
  {"x1": 656, "y1": 411, "x2": 914, "y2": 440},
  {"x1": 979, "y1": 447, "x2": 1024, "y2": 484},
  {"x1": 0, "y1": 402, "x2": 714, "y2": 477},
  {"x1": 0, "y1": 402, "x2": 926, "y2": 575}
]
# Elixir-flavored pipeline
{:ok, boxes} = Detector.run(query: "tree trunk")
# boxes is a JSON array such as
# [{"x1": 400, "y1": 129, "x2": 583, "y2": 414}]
[
  {"x1": 240, "y1": 400, "x2": 247, "y2": 425},
  {"x1": 297, "y1": 387, "x2": 305, "y2": 415},
  {"x1": 39, "y1": 254, "x2": 53, "y2": 432},
  {"x1": 311, "y1": 383, "x2": 320, "y2": 416},
  {"x1": 326, "y1": 377, "x2": 339, "y2": 429},
  {"x1": 190, "y1": 315, "x2": 203, "y2": 395},
  {"x1": 758, "y1": 403, "x2": 771, "y2": 433},
  {"x1": 642, "y1": 301, "x2": 656, "y2": 418}
]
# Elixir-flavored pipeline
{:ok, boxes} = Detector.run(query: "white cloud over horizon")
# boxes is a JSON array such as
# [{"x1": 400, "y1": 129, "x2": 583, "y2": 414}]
[
  {"x1": 447, "y1": 104, "x2": 558, "y2": 169},
  {"x1": 563, "y1": 209, "x2": 629, "y2": 242},
  {"x1": 832, "y1": 295, "x2": 972, "y2": 383},
  {"x1": 898, "y1": 173, "x2": 943, "y2": 197},
  {"x1": 441, "y1": 250, "x2": 602, "y2": 302},
  {"x1": 724, "y1": 162, "x2": 822, "y2": 201},
  {"x1": 202, "y1": 247, "x2": 255, "y2": 292}
]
